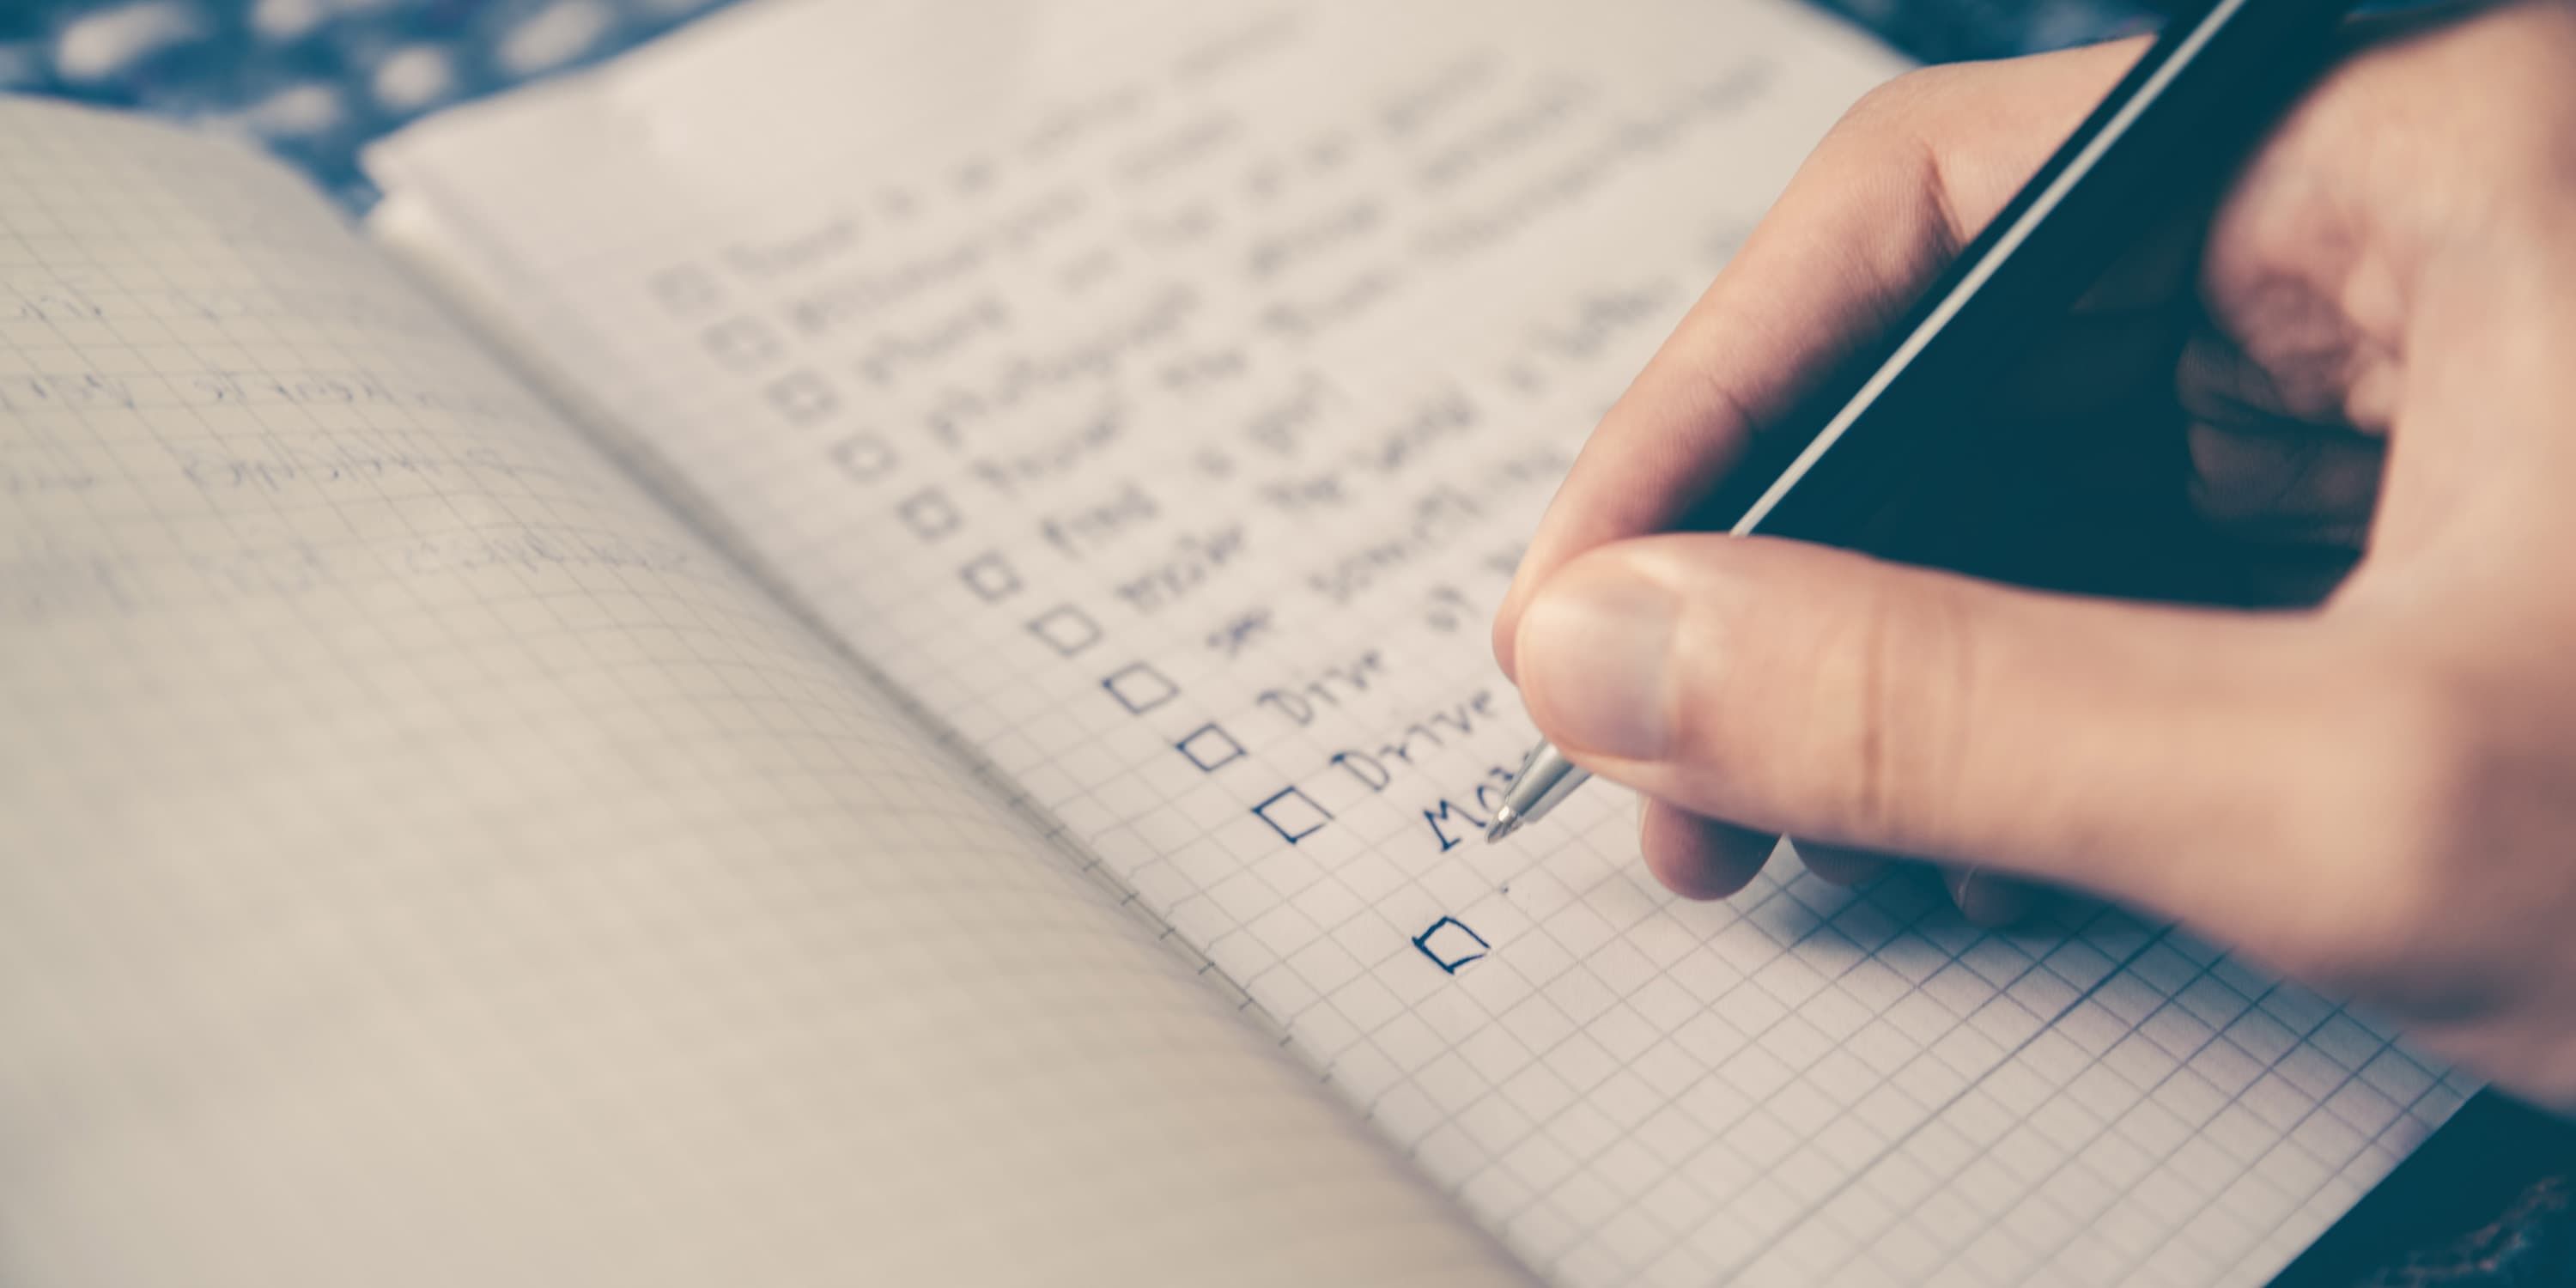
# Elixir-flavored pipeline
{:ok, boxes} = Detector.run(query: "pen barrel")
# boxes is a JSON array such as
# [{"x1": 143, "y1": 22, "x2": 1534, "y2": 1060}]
[{"x1": 1692, "y1": 0, "x2": 2366, "y2": 548}]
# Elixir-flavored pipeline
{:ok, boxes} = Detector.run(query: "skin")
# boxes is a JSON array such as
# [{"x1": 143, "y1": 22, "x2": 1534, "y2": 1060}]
[{"x1": 1490, "y1": 1, "x2": 2576, "y2": 1107}]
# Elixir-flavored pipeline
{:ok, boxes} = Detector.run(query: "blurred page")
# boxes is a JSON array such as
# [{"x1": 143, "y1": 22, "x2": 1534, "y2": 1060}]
[
  {"x1": 369, "y1": 4, "x2": 2470, "y2": 1284},
  {"x1": 0, "y1": 95, "x2": 1531, "y2": 1288}
]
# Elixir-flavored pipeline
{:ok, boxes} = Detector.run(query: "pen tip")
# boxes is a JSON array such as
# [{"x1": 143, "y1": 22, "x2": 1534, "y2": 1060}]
[{"x1": 1485, "y1": 807, "x2": 1522, "y2": 844}]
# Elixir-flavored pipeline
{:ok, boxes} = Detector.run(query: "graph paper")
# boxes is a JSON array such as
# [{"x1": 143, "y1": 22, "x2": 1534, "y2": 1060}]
[
  {"x1": 364, "y1": 1, "x2": 2474, "y2": 1283},
  {"x1": 0, "y1": 96, "x2": 1534, "y2": 1288}
]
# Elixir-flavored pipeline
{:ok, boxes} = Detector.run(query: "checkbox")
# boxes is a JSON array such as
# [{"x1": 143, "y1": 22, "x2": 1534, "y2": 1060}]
[
  {"x1": 831, "y1": 433, "x2": 897, "y2": 483},
  {"x1": 1412, "y1": 916, "x2": 1490, "y2": 975},
  {"x1": 1252, "y1": 785, "x2": 1331, "y2": 843},
  {"x1": 896, "y1": 489, "x2": 962, "y2": 542},
  {"x1": 766, "y1": 371, "x2": 838, "y2": 425},
  {"x1": 1176, "y1": 723, "x2": 1245, "y2": 772},
  {"x1": 1101, "y1": 661, "x2": 1178, "y2": 714},
  {"x1": 648, "y1": 265, "x2": 721, "y2": 314},
  {"x1": 1026, "y1": 605, "x2": 1102, "y2": 656},
  {"x1": 702, "y1": 317, "x2": 781, "y2": 370},
  {"x1": 960, "y1": 552, "x2": 1020, "y2": 602}
]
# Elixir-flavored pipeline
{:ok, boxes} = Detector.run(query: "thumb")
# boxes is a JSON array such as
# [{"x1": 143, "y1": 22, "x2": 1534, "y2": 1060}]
[{"x1": 1510, "y1": 533, "x2": 2346, "y2": 924}]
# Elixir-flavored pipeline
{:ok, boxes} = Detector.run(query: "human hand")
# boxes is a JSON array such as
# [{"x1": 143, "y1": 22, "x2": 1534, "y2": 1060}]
[{"x1": 1492, "y1": 2, "x2": 2576, "y2": 1104}]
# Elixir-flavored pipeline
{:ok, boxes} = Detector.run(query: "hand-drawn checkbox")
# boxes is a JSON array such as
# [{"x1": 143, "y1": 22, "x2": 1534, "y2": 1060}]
[
  {"x1": 896, "y1": 489, "x2": 962, "y2": 542},
  {"x1": 766, "y1": 371, "x2": 838, "y2": 425},
  {"x1": 830, "y1": 433, "x2": 897, "y2": 483},
  {"x1": 959, "y1": 552, "x2": 1020, "y2": 602},
  {"x1": 648, "y1": 265, "x2": 721, "y2": 314},
  {"x1": 702, "y1": 317, "x2": 781, "y2": 370},
  {"x1": 1252, "y1": 785, "x2": 1331, "y2": 844},
  {"x1": 1176, "y1": 723, "x2": 1245, "y2": 772},
  {"x1": 1101, "y1": 661, "x2": 1178, "y2": 714},
  {"x1": 1026, "y1": 605, "x2": 1102, "y2": 656},
  {"x1": 1412, "y1": 916, "x2": 1490, "y2": 975}
]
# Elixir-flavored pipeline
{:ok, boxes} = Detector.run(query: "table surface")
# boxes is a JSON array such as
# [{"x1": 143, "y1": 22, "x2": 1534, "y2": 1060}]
[{"x1": 3, "y1": 3, "x2": 2567, "y2": 1286}]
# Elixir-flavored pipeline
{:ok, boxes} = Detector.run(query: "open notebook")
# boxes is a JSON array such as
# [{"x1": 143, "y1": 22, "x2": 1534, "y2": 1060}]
[{"x1": 0, "y1": 1, "x2": 2473, "y2": 1285}]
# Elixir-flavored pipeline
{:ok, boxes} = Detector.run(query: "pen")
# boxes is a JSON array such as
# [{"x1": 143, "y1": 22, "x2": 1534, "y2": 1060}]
[{"x1": 1487, "y1": 0, "x2": 2362, "y2": 844}]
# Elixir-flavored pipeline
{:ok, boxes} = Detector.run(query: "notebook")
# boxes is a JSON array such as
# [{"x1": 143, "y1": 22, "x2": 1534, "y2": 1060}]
[{"x1": 0, "y1": 1, "x2": 2472, "y2": 1285}]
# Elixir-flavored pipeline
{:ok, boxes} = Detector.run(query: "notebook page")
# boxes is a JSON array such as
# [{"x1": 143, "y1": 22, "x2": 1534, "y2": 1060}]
[
  {"x1": 366, "y1": 4, "x2": 2472, "y2": 1283},
  {"x1": 0, "y1": 97, "x2": 1534, "y2": 1288}
]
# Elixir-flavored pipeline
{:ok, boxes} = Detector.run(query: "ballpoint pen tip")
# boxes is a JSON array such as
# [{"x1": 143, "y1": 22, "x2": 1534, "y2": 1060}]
[{"x1": 1485, "y1": 807, "x2": 1522, "y2": 844}]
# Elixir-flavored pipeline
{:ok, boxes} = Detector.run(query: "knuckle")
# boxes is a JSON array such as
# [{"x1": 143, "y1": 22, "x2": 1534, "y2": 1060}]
[
  {"x1": 1834, "y1": 66, "x2": 1958, "y2": 137},
  {"x1": 1815, "y1": 76, "x2": 1946, "y2": 193},
  {"x1": 1806, "y1": 71, "x2": 1974, "y2": 270},
  {"x1": 1803, "y1": 571, "x2": 1971, "y2": 851}
]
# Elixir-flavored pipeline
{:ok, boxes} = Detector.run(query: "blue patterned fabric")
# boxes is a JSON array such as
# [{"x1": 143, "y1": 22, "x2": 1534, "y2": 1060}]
[
  {"x1": 4, "y1": 0, "x2": 729, "y2": 202},
  {"x1": 4, "y1": 0, "x2": 2150, "y2": 206}
]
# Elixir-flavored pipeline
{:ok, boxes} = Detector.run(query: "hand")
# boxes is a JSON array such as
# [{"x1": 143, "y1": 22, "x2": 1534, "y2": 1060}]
[{"x1": 1492, "y1": 1, "x2": 2576, "y2": 1105}]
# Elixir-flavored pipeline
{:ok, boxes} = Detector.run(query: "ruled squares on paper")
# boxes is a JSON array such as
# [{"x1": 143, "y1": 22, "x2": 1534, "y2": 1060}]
[
  {"x1": 362, "y1": 1, "x2": 2473, "y2": 1283},
  {"x1": 0, "y1": 96, "x2": 1534, "y2": 1288}
]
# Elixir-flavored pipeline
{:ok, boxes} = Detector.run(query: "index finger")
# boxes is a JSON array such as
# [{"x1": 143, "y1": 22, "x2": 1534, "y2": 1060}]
[{"x1": 1492, "y1": 43, "x2": 2146, "y2": 678}]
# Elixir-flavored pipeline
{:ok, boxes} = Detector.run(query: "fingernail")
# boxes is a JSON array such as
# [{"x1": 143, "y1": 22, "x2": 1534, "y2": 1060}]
[
  {"x1": 1948, "y1": 866, "x2": 2037, "y2": 927},
  {"x1": 1516, "y1": 561, "x2": 1677, "y2": 759}
]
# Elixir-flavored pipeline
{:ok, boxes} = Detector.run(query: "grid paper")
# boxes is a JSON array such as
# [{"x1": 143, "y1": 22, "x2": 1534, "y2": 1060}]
[
  {"x1": 0, "y1": 96, "x2": 1536, "y2": 1288},
  {"x1": 364, "y1": 2, "x2": 2474, "y2": 1283}
]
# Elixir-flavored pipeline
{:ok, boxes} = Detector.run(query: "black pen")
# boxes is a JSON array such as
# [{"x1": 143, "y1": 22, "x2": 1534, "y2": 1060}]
[{"x1": 1487, "y1": 0, "x2": 2363, "y2": 843}]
